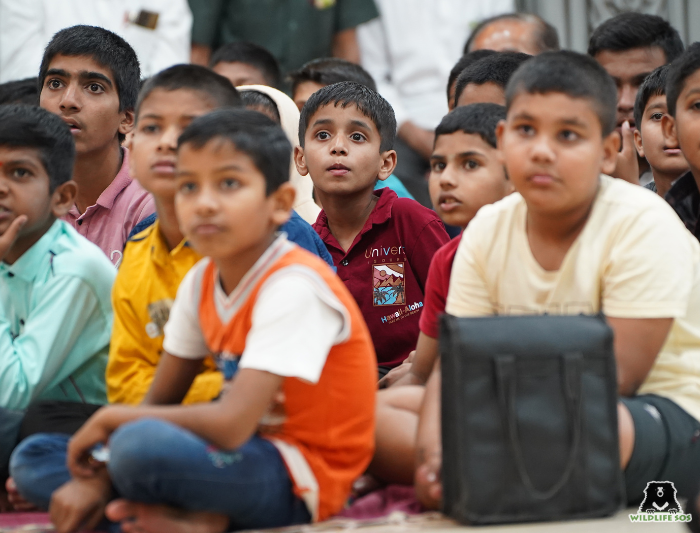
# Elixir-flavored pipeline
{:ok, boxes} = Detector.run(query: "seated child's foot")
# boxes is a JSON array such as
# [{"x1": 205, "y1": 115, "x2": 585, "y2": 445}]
[
  {"x1": 106, "y1": 499, "x2": 229, "y2": 533},
  {"x1": 414, "y1": 462, "x2": 442, "y2": 511},
  {"x1": 352, "y1": 474, "x2": 385, "y2": 499},
  {"x1": 5, "y1": 478, "x2": 38, "y2": 512}
]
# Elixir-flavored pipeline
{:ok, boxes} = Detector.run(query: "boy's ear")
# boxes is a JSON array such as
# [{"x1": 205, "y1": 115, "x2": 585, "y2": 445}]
[
  {"x1": 294, "y1": 146, "x2": 309, "y2": 177},
  {"x1": 378, "y1": 150, "x2": 397, "y2": 181},
  {"x1": 600, "y1": 130, "x2": 621, "y2": 176},
  {"x1": 495, "y1": 120, "x2": 506, "y2": 165},
  {"x1": 661, "y1": 114, "x2": 679, "y2": 150},
  {"x1": 633, "y1": 128, "x2": 645, "y2": 159},
  {"x1": 269, "y1": 182, "x2": 296, "y2": 228},
  {"x1": 51, "y1": 180, "x2": 78, "y2": 218},
  {"x1": 119, "y1": 109, "x2": 136, "y2": 136}
]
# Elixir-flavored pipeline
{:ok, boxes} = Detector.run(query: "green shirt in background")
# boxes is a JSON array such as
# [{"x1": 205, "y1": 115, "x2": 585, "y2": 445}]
[
  {"x1": 0, "y1": 220, "x2": 114, "y2": 410},
  {"x1": 188, "y1": 0, "x2": 379, "y2": 74}
]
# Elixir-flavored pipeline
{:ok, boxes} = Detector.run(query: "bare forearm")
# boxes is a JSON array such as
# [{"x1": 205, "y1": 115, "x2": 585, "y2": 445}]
[
  {"x1": 142, "y1": 353, "x2": 202, "y2": 405},
  {"x1": 332, "y1": 28, "x2": 360, "y2": 63},
  {"x1": 415, "y1": 361, "x2": 441, "y2": 463}
]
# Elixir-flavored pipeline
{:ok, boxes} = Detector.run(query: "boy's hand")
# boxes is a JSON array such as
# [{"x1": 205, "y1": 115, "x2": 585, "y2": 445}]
[
  {"x1": 378, "y1": 351, "x2": 416, "y2": 388},
  {"x1": 67, "y1": 407, "x2": 123, "y2": 479},
  {"x1": 611, "y1": 121, "x2": 640, "y2": 185},
  {"x1": 50, "y1": 473, "x2": 112, "y2": 533},
  {"x1": 0, "y1": 215, "x2": 27, "y2": 262},
  {"x1": 414, "y1": 450, "x2": 442, "y2": 510}
]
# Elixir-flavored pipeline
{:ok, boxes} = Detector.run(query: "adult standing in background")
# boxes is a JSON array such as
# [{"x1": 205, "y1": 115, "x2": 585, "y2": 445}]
[
  {"x1": 0, "y1": 0, "x2": 192, "y2": 82},
  {"x1": 357, "y1": 0, "x2": 515, "y2": 206},
  {"x1": 188, "y1": 0, "x2": 378, "y2": 74},
  {"x1": 464, "y1": 12, "x2": 560, "y2": 55}
]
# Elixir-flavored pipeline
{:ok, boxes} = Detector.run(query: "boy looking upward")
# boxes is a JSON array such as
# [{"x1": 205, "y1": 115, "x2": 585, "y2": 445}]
[
  {"x1": 633, "y1": 66, "x2": 688, "y2": 198},
  {"x1": 296, "y1": 82, "x2": 449, "y2": 375},
  {"x1": 589, "y1": 13, "x2": 684, "y2": 185},
  {"x1": 662, "y1": 44, "x2": 700, "y2": 242},
  {"x1": 417, "y1": 51, "x2": 700, "y2": 509},
  {"x1": 0, "y1": 105, "x2": 114, "y2": 486},
  {"x1": 39, "y1": 25, "x2": 154, "y2": 266},
  {"x1": 14, "y1": 109, "x2": 377, "y2": 533}
]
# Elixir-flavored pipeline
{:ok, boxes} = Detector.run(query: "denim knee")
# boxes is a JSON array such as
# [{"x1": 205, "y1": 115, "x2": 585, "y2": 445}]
[{"x1": 9, "y1": 433, "x2": 71, "y2": 510}]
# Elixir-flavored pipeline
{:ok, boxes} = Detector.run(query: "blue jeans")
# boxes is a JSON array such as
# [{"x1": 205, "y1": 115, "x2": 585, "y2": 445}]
[{"x1": 11, "y1": 419, "x2": 311, "y2": 530}]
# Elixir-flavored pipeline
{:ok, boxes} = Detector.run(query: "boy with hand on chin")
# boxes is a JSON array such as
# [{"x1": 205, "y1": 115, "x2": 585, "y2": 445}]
[
  {"x1": 417, "y1": 51, "x2": 700, "y2": 510},
  {"x1": 0, "y1": 105, "x2": 114, "y2": 498},
  {"x1": 297, "y1": 82, "x2": 449, "y2": 376},
  {"x1": 39, "y1": 25, "x2": 154, "y2": 266},
  {"x1": 19, "y1": 109, "x2": 377, "y2": 533}
]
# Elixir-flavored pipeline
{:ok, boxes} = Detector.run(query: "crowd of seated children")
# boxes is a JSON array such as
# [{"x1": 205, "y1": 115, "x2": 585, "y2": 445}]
[
  {"x1": 0, "y1": 105, "x2": 115, "y2": 494},
  {"x1": 368, "y1": 103, "x2": 513, "y2": 486},
  {"x1": 416, "y1": 50, "x2": 700, "y2": 511},
  {"x1": 663, "y1": 43, "x2": 700, "y2": 242},
  {"x1": 290, "y1": 58, "x2": 414, "y2": 200},
  {"x1": 11, "y1": 108, "x2": 378, "y2": 533},
  {"x1": 633, "y1": 66, "x2": 689, "y2": 197},
  {"x1": 296, "y1": 82, "x2": 450, "y2": 377},
  {"x1": 588, "y1": 12, "x2": 684, "y2": 185},
  {"x1": 453, "y1": 52, "x2": 531, "y2": 109},
  {"x1": 38, "y1": 25, "x2": 154, "y2": 266},
  {"x1": 209, "y1": 41, "x2": 281, "y2": 89},
  {"x1": 237, "y1": 83, "x2": 324, "y2": 225}
]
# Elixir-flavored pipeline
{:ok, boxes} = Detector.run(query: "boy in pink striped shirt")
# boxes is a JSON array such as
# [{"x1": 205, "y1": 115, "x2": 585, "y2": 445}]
[{"x1": 39, "y1": 26, "x2": 154, "y2": 267}]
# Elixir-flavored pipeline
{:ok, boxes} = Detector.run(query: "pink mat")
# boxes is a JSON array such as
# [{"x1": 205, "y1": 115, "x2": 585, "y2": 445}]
[
  {"x1": 0, "y1": 512, "x2": 52, "y2": 531},
  {"x1": 337, "y1": 484, "x2": 424, "y2": 520}
]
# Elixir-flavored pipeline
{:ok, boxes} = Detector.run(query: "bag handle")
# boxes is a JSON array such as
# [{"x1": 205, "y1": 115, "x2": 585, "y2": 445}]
[{"x1": 495, "y1": 352, "x2": 583, "y2": 500}]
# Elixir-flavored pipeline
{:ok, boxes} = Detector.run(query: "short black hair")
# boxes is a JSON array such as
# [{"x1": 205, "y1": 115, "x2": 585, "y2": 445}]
[
  {"x1": 464, "y1": 13, "x2": 560, "y2": 55},
  {"x1": 454, "y1": 52, "x2": 531, "y2": 107},
  {"x1": 39, "y1": 25, "x2": 141, "y2": 113},
  {"x1": 506, "y1": 50, "x2": 617, "y2": 136},
  {"x1": 299, "y1": 81, "x2": 396, "y2": 152},
  {"x1": 447, "y1": 50, "x2": 497, "y2": 100},
  {"x1": 240, "y1": 89, "x2": 281, "y2": 123},
  {"x1": 634, "y1": 65, "x2": 669, "y2": 130},
  {"x1": 435, "y1": 103, "x2": 506, "y2": 149},
  {"x1": 0, "y1": 78, "x2": 39, "y2": 106},
  {"x1": 0, "y1": 105, "x2": 75, "y2": 191},
  {"x1": 178, "y1": 108, "x2": 291, "y2": 195},
  {"x1": 289, "y1": 58, "x2": 376, "y2": 95},
  {"x1": 666, "y1": 43, "x2": 700, "y2": 117},
  {"x1": 209, "y1": 41, "x2": 281, "y2": 87},
  {"x1": 136, "y1": 64, "x2": 241, "y2": 119},
  {"x1": 588, "y1": 13, "x2": 684, "y2": 63}
]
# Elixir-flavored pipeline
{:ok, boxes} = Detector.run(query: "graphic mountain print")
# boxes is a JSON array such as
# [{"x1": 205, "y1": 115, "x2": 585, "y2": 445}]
[{"x1": 373, "y1": 263, "x2": 406, "y2": 306}]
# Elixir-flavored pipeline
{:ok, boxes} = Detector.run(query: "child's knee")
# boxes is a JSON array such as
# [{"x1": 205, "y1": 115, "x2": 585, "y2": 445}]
[{"x1": 108, "y1": 419, "x2": 176, "y2": 481}]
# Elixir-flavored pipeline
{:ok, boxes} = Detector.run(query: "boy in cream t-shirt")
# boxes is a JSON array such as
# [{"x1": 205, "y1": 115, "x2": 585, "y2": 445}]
[{"x1": 416, "y1": 51, "x2": 700, "y2": 509}]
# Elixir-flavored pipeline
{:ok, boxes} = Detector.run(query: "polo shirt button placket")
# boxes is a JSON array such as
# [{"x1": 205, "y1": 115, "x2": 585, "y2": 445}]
[{"x1": 340, "y1": 259, "x2": 349, "y2": 266}]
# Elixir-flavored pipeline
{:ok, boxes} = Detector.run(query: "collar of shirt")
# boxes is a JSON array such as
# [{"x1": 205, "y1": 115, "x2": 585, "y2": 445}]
[
  {"x1": 67, "y1": 148, "x2": 133, "y2": 220},
  {"x1": 665, "y1": 170, "x2": 700, "y2": 236},
  {"x1": 148, "y1": 218, "x2": 194, "y2": 268},
  {"x1": 314, "y1": 188, "x2": 397, "y2": 256},
  {"x1": 0, "y1": 219, "x2": 63, "y2": 282}
]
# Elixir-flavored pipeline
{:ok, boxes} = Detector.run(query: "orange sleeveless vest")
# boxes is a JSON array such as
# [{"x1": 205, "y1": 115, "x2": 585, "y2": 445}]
[{"x1": 197, "y1": 242, "x2": 377, "y2": 521}]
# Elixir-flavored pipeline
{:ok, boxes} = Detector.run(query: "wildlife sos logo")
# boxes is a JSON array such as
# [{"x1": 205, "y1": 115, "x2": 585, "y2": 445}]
[{"x1": 629, "y1": 481, "x2": 692, "y2": 523}]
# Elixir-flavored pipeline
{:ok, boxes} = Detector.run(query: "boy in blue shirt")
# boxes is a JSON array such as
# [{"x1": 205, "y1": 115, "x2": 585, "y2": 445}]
[{"x1": 0, "y1": 105, "x2": 114, "y2": 493}]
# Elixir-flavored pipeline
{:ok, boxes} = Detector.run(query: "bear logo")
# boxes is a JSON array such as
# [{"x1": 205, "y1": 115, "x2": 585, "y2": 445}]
[{"x1": 638, "y1": 481, "x2": 683, "y2": 514}]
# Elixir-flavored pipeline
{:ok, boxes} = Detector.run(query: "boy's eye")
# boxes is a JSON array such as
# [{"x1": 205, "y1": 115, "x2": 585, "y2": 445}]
[
  {"x1": 316, "y1": 131, "x2": 331, "y2": 140},
  {"x1": 431, "y1": 161, "x2": 446, "y2": 172},
  {"x1": 691, "y1": 101, "x2": 700, "y2": 111},
  {"x1": 178, "y1": 182, "x2": 197, "y2": 194},
  {"x1": 141, "y1": 124, "x2": 159, "y2": 134},
  {"x1": 650, "y1": 112, "x2": 664, "y2": 121},
  {"x1": 46, "y1": 79, "x2": 62, "y2": 90},
  {"x1": 87, "y1": 83, "x2": 104, "y2": 93},
  {"x1": 516, "y1": 124, "x2": 534, "y2": 136},
  {"x1": 559, "y1": 130, "x2": 579, "y2": 142},
  {"x1": 221, "y1": 178, "x2": 241, "y2": 190},
  {"x1": 464, "y1": 160, "x2": 480, "y2": 170},
  {"x1": 11, "y1": 168, "x2": 31, "y2": 179},
  {"x1": 350, "y1": 133, "x2": 366, "y2": 142}
]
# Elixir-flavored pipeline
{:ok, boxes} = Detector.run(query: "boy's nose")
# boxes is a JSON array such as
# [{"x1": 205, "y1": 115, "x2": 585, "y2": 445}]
[
  {"x1": 530, "y1": 135, "x2": 556, "y2": 162},
  {"x1": 59, "y1": 84, "x2": 81, "y2": 111},
  {"x1": 439, "y1": 167, "x2": 458, "y2": 188},
  {"x1": 159, "y1": 125, "x2": 179, "y2": 151},
  {"x1": 330, "y1": 137, "x2": 348, "y2": 155}
]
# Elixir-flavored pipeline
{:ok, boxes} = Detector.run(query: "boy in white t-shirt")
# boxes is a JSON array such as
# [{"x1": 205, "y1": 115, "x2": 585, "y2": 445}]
[{"x1": 416, "y1": 51, "x2": 700, "y2": 509}]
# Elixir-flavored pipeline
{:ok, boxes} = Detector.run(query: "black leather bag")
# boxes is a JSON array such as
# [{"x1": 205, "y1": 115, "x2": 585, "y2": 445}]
[{"x1": 440, "y1": 313, "x2": 624, "y2": 525}]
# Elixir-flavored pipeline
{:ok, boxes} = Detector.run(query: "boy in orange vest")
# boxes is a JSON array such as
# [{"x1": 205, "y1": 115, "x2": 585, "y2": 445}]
[{"x1": 25, "y1": 109, "x2": 377, "y2": 533}]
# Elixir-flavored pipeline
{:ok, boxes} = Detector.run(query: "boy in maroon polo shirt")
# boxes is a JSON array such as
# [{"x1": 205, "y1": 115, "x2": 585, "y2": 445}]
[
  {"x1": 368, "y1": 103, "x2": 513, "y2": 485},
  {"x1": 295, "y1": 82, "x2": 449, "y2": 377}
]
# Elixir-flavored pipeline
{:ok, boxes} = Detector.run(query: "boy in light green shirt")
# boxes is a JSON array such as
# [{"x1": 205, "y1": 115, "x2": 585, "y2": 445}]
[{"x1": 0, "y1": 105, "x2": 114, "y2": 485}]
